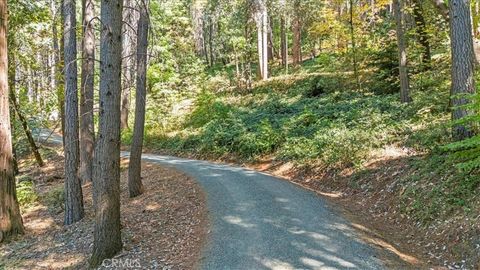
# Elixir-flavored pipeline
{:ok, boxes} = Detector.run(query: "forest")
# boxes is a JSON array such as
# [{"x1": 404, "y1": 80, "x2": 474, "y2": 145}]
[{"x1": 1, "y1": 0, "x2": 480, "y2": 269}]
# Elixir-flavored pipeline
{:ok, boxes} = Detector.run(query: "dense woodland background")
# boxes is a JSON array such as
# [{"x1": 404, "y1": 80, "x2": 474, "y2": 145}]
[{"x1": 1, "y1": 0, "x2": 480, "y2": 268}]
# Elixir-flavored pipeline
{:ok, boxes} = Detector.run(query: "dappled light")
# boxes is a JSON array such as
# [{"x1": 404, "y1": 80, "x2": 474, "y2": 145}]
[{"x1": 3, "y1": 0, "x2": 480, "y2": 268}]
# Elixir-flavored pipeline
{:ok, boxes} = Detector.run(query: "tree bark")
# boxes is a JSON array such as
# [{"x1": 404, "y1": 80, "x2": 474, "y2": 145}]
[
  {"x1": 0, "y1": 0, "x2": 24, "y2": 243},
  {"x1": 292, "y1": 0, "x2": 302, "y2": 66},
  {"x1": 121, "y1": 0, "x2": 136, "y2": 130},
  {"x1": 280, "y1": 16, "x2": 287, "y2": 67},
  {"x1": 254, "y1": 0, "x2": 268, "y2": 80},
  {"x1": 449, "y1": 0, "x2": 476, "y2": 140},
  {"x1": 128, "y1": 0, "x2": 149, "y2": 198},
  {"x1": 53, "y1": 0, "x2": 65, "y2": 145},
  {"x1": 267, "y1": 18, "x2": 274, "y2": 61},
  {"x1": 90, "y1": 0, "x2": 123, "y2": 266},
  {"x1": 80, "y1": 0, "x2": 95, "y2": 183},
  {"x1": 393, "y1": 0, "x2": 411, "y2": 103},
  {"x1": 191, "y1": 0, "x2": 205, "y2": 57},
  {"x1": 349, "y1": 0, "x2": 359, "y2": 88},
  {"x1": 431, "y1": 0, "x2": 480, "y2": 64},
  {"x1": 63, "y1": 0, "x2": 84, "y2": 225},
  {"x1": 208, "y1": 16, "x2": 214, "y2": 66}
]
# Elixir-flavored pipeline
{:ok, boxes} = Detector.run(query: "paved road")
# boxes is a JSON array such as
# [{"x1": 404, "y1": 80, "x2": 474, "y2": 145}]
[{"x1": 38, "y1": 130, "x2": 386, "y2": 270}]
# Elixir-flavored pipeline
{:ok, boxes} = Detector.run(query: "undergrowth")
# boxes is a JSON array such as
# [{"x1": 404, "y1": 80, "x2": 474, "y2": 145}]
[{"x1": 122, "y1": 56, "x2": 480, "y2": 227}]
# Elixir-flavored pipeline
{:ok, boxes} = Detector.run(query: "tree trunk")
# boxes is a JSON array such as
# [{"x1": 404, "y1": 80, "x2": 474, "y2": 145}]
[
  {"x1": 393, "y1": 0, "x2": 411, "y2": 103},
  {"x1": 431, "y1": 0, "x2": 480, "y2": 64},
  {"x1": 80, "y1": 0, "x2": 95, "y2": 183},
  {"x1": 208, "y1": 16, "x2": 214, "y2": 66},
  {"x1": 262, "y1": 9, "x2": 268, "y2": 79},
  {"x1": 10, "y1": 86, "x2": 45, "y2": 167},
  {"x1": 121, "y1": 0, "x2": 136, "y2": 130},
  {"x1": 292, "y1": 0, "x2": 302, "y2": 66},
  {"x1": 0, "y1": 0, "x2": 24, "y2": 243},
  {"x1": 90, "y1": 0, "x2": 123, "y2": 266},
  {"x1": 191, "y1": 0, "x2": 205, "y2": 57},
  {"x1": 280, "y1": 16, "x2": 287, "y2": 67},
  {"x1": 63, "y1": 0, "x2": 84, "y2": 225},
  {"x1": 9, "y1": 109, "x2": 19, "y2": 175},
  {"x1": 412, "y1": 0, "x2": 431, "y2": 66},
  {"x1": 349, "y1": 0, "x2": 359, "y2": 88},
  {"x1": 254, "y1": 0, "x2": 268, "y2": 80},
  {"x1": 128, "y1": 0, "x2": 149, "y2": 198},
  {"x1": 8, "y1": 50, "x2": 36, "y2": 171},
  {"x1": 53, "y1": 0, "x2": 65, "y2": 145},
  {"x1": 267, "y1": 18, "x2": 274, "y2": 61},
  {"x1": 449, "y1": 0, "x2": 476, "y2": 140}
]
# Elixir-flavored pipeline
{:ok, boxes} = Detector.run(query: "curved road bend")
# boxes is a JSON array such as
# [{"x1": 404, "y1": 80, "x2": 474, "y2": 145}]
[{"x1": 38, "y1": 130, "x2": 391, "y2": 270}]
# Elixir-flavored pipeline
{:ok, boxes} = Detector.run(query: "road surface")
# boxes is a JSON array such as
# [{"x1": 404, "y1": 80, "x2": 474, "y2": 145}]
[{"x1": 37, "y1": 130, "x2": 387, "y2": 270}]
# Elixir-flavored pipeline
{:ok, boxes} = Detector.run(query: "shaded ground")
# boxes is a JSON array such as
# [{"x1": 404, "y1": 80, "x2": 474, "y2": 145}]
[{"x1": 0, "y1": 145, "x2": 208, "y2": 270}]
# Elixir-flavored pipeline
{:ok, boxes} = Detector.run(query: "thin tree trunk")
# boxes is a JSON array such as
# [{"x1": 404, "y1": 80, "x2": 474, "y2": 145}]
[
  {"x1": 9, "y1": 108, "x2": 19, "y2": 175},
  {"x1": 80, "y1": 0, "x2": 95, "y2": 183},
  {"x1": 10, "y1": 87, "x2": 45, "y2": 167},
  {"x1": 267, "y1": 17, "x2": 274, "y2": 61},
  {"x1": 90, "y1": 0, "x2": 123, "y2": 266},
  {"x1": 280, "y1": 16, "x2": 287, "y2": 67},
  {"x1": 209, "y1": 16, "x2": 214, "y2": 66},
  {"x1": 128, "y1": 0, "x2": 149, "y2": 198},
  {"x1": 256, "y1": 14, "x2": 263, "y2": 78},
  {"x1": 191, "y1": 0, "x2": 205, "y2": 57},
  {"x1": 121, "y1": 0, "x2": 136, "y2": 130},
  {"x1": 254, "y1": 0, "x2": 268, "y2": 80},
  {"x1": 0, "y1": 0, "x2": 24, "y2": 242},
  {"x1": 349, "y1": 0, "x2": 360, "y2": 88},
  {"x1": 55, "y1": 0, "x2": 66, "y2": 145},
  {"x1": 262, "y1": 9, "x2": 268, "y2": 79},
  {"x1": 449, "y1": 0, "x2": 476, "y2": 140},
  {"x1": 63, "y1": 0, "x2": 84, "y2": 225},
  {"x1": 203, "y1": 17, "x2": 210, "y2": 65},
  {"x1": 292, "y1": 0, "x2": 301, "y2": 66},
  {"x1": 51, "y1": 0, "x2": 65, "y2": 146},
  {"x1": 8, "y1": 48, "x2": 20, "y2": 175},
  {"x1": 393, "y1": 0, "x2": 411, "y2": 103}
]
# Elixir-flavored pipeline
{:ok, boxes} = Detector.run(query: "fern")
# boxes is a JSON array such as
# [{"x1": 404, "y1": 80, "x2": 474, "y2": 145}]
[{"x1": 443, "y1": 93, "x2": 480, "y2": 172}]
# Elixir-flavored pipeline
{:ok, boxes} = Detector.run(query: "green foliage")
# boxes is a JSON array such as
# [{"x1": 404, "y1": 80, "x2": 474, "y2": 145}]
[
  {"x1": 136, "y1": 63, "x2": 451, "y2": 170},
  {"x1": 442, "y1": 93, "x2": 480, "y2": 172},
  {"x1": 42, "y1": 186, "x2": 65, "y2": 213},
  {"x1": 16, "y1": 179, "x2": 38, "y2": 208},
  {"x1": 401, "y1": 155, "x2": 480, "y2": 224}
]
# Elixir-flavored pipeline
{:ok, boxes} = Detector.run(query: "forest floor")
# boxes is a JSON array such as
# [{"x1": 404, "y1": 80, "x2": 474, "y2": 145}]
[{"x1": 0, "y1": 144, "x2": 208, "y2": 270}]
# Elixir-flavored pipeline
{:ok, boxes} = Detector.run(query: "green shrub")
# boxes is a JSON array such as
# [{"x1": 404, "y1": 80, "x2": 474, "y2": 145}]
[
  {"x1": 16, "y1": 180, "x2": 38, "y2": 208},
  {"x1": 236, "y1": 119, "x2": 282, "y2": 158}
]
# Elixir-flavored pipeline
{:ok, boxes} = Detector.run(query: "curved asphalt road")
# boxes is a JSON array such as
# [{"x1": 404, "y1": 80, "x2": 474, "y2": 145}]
[{"x1": 38, "y1": 130, "x2": 386, "y2": 270}]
